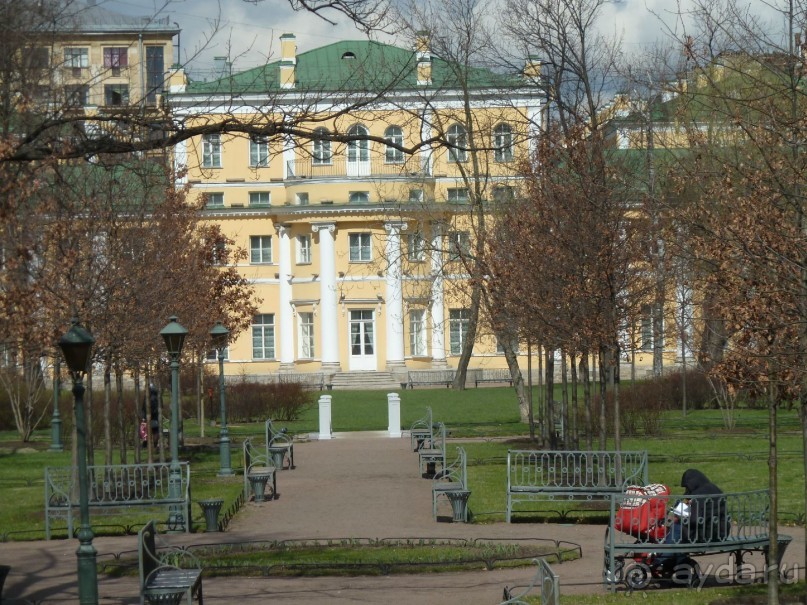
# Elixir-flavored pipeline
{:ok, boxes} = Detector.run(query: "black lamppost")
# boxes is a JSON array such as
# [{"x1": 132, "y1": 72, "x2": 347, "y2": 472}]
[
  {"x1": 160, "y1": 316, "x2": 188, "y2": 531},
  {"x1": 49, "y1": 357, "x2": 63, "y2": 452},
  {"x1": 58, "y1": 321, "x2": 96, "y2": 605},
  {"x1": 210, "y1": 321, "x2": 233, "y2": 476}
]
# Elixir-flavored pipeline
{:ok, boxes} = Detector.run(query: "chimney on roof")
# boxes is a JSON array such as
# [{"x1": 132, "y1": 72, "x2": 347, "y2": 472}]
[
  {"x1": 213, "y1": 56, "x2": 231, "y2": 78},
  {"x1": 523, "y1": 56, "x2": 542, "y2": 82},
  {"x1": 415, "y1": 31, "x2": 432, "y2": 86},
  {"x1": 280, "y1": 33, "x2": 296, "y2": 89}
]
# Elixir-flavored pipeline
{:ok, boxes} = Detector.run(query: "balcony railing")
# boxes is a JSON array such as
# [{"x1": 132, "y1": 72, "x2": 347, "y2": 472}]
[{"x1": 287, "y1": 155, "x2": 432, "y2": 180}]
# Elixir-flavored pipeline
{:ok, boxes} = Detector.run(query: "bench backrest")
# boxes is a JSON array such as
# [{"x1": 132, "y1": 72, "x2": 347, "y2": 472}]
[
  {"x1": 138, "y1": 520, "x2": 160, "y2": 588},
  {"x1": 409, "y1": 370, "x2": 455, "y2": 383},
  {"x1": 410, "y1": 407, "x2": 433, "y2": 432},
  {"x1": 45, "y1": 462, "x2": 191, "y2": 506},
  {"x1": 500, "y1": 558, "x2": 559, "y2": 605},
  {"x1": 265, "y1": 418, "x2": 293, "y2": 451},
  {"x1": 435, "y1": 446, "x2": 467, "y2": 486},
  {"x1": 507, "y1": 450, "x2": 648, "y2": 491},
  {"x1": 608, "y1": 489, "x2": 771, "y2": 549}
]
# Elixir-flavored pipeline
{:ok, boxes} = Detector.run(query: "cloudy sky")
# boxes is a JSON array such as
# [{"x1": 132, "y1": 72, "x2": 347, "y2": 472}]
[{"x1": 105, "y1": 0, "x2": 782, "y2": 78}]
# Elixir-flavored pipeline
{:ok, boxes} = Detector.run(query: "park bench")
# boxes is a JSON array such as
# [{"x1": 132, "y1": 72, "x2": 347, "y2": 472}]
[
  {"x1": 405, "y1": 369, "x2": 455, "y2": 389},
  {"x1": 432, "y1": 446, "x2": 470, "y2": 522},
  {"x1": 139, "y1": 519, "x2": 203, "y2": 605},
  {"x1": 475, "y1": 368, "x2": 514, "y2": 387},
  {"x1": 418, "y1": 422, "x2": 447, "y2": 477},
  {"x1": 409, "y1": 406, "x2": 433, "y2": 451},
  {"x1": 45, "y1": 462, "x2": 192, "y2": 539},
  {"x1": 270, "y1": 372, "x2": 330, "y2": 390},
  {"x1": 265, "y1": 418, "x2": 295, "y2": 470},
  {"x1": 506, "y1": 450, "x2": 649, "y2": 523},
  {"x1": 604, "y1": 488, "x2": 793, "y2": 590},
  {"x1": 501, "y1": 558, "x2": 560, "y2": 605},
  {"x1": 242, "y1": 438, "x2": 277, "y2": 503}
]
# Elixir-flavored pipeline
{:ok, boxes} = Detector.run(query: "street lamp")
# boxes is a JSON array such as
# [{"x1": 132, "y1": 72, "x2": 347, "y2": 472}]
[
  {"x1": 210, "y1": 321, "x2": 233, "y2": 476},
  {"x1": 160, "y1": 316, "x2": 188, "y2": 531},
  {"x1": 50, "y1": 357, "x2": 63, "y2": 452},
  {"x1": 58, "y1": 320, "x2": 96, "y2": 605}
]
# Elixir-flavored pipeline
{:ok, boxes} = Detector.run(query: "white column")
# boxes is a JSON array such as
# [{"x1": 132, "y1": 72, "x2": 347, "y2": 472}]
[
  {"x1": 387, "y1": 392, "x2": 401, "y2": 438},
  {"x1": 312, "y1": 222, "x2": 341, "y2": 371},
  {"x1": 384, "y1": 221, "x2": 407, "y2": 371},
  {"x1": 276, "y1": 224, "x2": 294, "y2": 369},
  {"x1": 174, "y1": 140, "x2": 187, "y2": 185},
  {"x1": 318, "y1": 394, "x2": 332, "y2": 440},
  {"x1": 430, "y1": 222, "x2": 447, "y2": 366}
]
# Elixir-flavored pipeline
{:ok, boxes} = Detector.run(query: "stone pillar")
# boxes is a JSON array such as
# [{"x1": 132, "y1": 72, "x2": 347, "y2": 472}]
[
  {"x1": 384, "y1": 221, "x2": 407, "y2": 372},
  {"x1": 312, "y1": 223, "x2": 341, "y2": 372},
  {"x1": 430, "y1": 222, "x2": 447, "y2": 367},
  {"x1": 387, "y1": 392, "x2": 401, "y2": 438},
  {"x1": 276, "y1": 224, "x2": 294, "y2": 370},
  {"x1": 318, "y1": 394, "x2": 332, "y2": 440}
]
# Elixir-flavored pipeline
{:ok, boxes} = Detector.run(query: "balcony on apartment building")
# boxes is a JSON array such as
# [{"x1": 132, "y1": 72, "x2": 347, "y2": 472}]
[{"x1": 287, "y1": 154, "x2": 432, "y2": 181}]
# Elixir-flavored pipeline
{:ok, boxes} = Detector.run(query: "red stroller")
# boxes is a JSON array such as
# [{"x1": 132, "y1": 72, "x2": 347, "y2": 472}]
[{"x1": 610, "y1": 484, "x2": 700, "y2": 589}]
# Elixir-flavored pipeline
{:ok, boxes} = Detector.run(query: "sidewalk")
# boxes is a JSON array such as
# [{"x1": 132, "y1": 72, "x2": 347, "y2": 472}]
[{"x1": 1, "y1": 432, "x2": 803, "y2": 604}]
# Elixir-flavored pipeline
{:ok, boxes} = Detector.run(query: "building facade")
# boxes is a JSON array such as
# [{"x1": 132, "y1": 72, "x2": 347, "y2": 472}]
[{"x1": 168, "y1": 35, "x2": 545, "y2": 382}]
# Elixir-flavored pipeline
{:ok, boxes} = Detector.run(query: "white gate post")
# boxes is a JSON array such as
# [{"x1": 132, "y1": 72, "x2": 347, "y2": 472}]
[
  {"x1": 318, "y1": 394, "x2": 332, "y2": 440},
  {"x1": 387, "y1": 392, "x2": 401, "y2": 438}
]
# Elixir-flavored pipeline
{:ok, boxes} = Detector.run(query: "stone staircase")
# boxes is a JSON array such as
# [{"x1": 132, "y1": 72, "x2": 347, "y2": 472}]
[{"x1": 328, "y1": 371, "x2": 402, "y2": 391}]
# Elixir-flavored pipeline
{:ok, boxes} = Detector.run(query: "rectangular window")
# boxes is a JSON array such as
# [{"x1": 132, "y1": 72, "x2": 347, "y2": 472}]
[
  {"x1": 298, "y1": 312, "x2": 315, "y2": 358},
  {"x1": 447, "y1": 188, "x2": 468, "y2": 203},
  {"x1": 448, "y1": 231, "x2": 470, "y2": 261},
  {"x1": 252, "y1": 314, "x2": 275, "y2": 359},
  {"x1": 296, "y1": 192, "x2": 309, "y2": 206},
  {"x1": 449, "y1": 309, "x2": 470, "y2": 356},
  {"x1": 409, "y1": 188, "x2": 424, "y2": 203},
  {"x1": 349, "y1": 233, "x2": 372, "y2": 262},
  {"x1": 103, "y1": 47, "x2": 128, "y2": 76},
  {"x1": 205, "y1": 192, "x2": 224, "y2": 208},
  {"x1": 206, "y1": 347, "x2": 229, "y2": 361},
  {"x1": 492, "y1": 186, "x2": 515, "y2": 202},
  {"x1": 104, "y1": 84, "x2": 129, "y2": 106},
  {"x1": 202, "y1": 134, "x2": 222, "y2": 168},
  {"x1": 296, "y1": 235, "x2": 311, "y2": 264},
  {"x1": 407, "y1": 232, "x2": 425, "y2": 261},
  {"x1": 250, "y1": 235, "x2": 272, "y2": 264},
  {"x1": 249, "y1": 192, "x2": 270, "y2": 207},
  {"x1": 64, "y1": 47, "x2": 89, "y2": 71},
  {"x1": 29, "y1": 47, "x2": 50, "y2": 69},
  {"x1": 145, "y1": 46, "x2": 164, "y2": 104},
  {"x1": 409, "y1": 310, "x2": 426, "y2": 356},
  {"x1": 65, "y1": 85, "x2": 89, "y2": 107},
  {"x1": 250, "y1": 135, "x2": 269, "y2": 167}
]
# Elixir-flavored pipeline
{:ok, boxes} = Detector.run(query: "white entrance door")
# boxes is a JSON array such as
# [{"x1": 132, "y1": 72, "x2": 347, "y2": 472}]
[
  {"x1": 349, "y1": 309, "x2": 376, "y2": 370},
  {"x1": 347, "y1": 125, "x2": 370, "y2": 176}
]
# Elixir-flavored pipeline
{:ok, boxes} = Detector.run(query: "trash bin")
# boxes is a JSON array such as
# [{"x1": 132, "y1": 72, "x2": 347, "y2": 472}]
[
  {"x1": 446, "y1": 490, "x2": 471, "y2": 522},
  {"x1": 268, "y1": 446, "x2": 286, "y2": 469},
  {"x1": 197, "y1": 498, "x2": 224, "y2": 532}
]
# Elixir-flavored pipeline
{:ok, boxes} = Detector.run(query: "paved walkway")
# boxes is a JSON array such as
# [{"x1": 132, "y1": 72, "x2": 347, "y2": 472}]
[{"x1": 2, "y1": 432, "x2": 804, "y2": 604}]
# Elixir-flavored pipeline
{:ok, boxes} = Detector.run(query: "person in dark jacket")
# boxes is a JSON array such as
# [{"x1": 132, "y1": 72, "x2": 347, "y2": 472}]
[{"x1": 680, "y1": 468, "x2": 729, "y2": 543}]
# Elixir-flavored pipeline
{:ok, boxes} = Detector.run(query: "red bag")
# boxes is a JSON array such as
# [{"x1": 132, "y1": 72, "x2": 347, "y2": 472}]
[{"x1": 614, "y1": 483, "x2": 670, "y2": 540}]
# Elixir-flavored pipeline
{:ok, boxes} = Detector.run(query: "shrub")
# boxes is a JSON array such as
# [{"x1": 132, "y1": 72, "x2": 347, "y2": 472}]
[{"x1": 225, "y1": 379, "x2": 314, "y2": 423}]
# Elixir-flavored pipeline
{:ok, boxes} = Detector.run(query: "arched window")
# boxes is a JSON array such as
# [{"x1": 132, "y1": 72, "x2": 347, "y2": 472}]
[
  {"x1": 312, "y1": 127, "x2": 332, "y2": 165},
  {"x1": 447, "y1": 123, "x2": 467, "y2": 162},
  {"x1": 493, "y1": 123, "x2": 513, "y2": 162},
  {"x1": 347, "y1": 124, "x2": 370, "y2": 162},
  {"x1": 384, "y1": 125, "x2": 404, "y2": 163}
]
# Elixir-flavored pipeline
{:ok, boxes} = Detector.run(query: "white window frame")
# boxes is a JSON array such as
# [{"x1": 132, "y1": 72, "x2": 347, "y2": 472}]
[
  {"x1": 349, "y1": 191, "x2": 370, "y2": 204},
  {"x1": 447, "y1": 188, "x2": 469, "y2": 204},
  {"x1": 249, "y1": 192, "x2": 270, "y2": 207},
  {"x1": 347, "y1": 124, "x2": 370, "y2": 162},
  {"x1": 448, "y1": 230, "x2": 470, "y2": 261},
  {"x1": 250, "y1": 135, "x2": 270, "y2": 167},
  {"x1": 202, "y1": 134, "x2": 222, "y2": 168},
  {"x1": 298, "y1": 312, "x2": 315, "y2": 358},
  {"x1": 384, "y1": 125, "x2": 404, "y2": 163},
  {"x1": 409, "y1": 309, "x2": 426, "y2": 357},
  {"x1": 493, "y1": 123, "x2": 514, "y2": 162},
  {"x1": 449, "y1": 309, "x2": 470, "y2": 355},
  {"x1": 205, "y1": 192, "x2": 224, "y2": 208},
  {"x1": 252, "y1": 314, "x2": 275, "y2": 359},
  {"x1": 312, "y1": 128, "x2": 332, "y2": 165},
  {"x1": 349, "y1": 232, "x2": 372, "y2": 262},
  {"x1": 296, "y1": 235, "x2": 312, "y2": 264},
  {"x1": 64, "y1": 47, "x2": 89, "y2": 68},
  {"x1": 447, "y1": 123, "x2": 468, "y2": 162},
  {"x1": 407, "y1": 232, "x2": 425, "y2": 261},
  {"x1": 250, "y1": 235, "x2": 273, "y2": 264}
]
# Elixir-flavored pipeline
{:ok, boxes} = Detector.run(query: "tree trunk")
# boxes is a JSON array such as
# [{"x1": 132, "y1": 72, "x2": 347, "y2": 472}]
[
  {"x1": 581, "y1": 354, "x2": 592, "y2": 450},
  {"x1": 103, "y1": 361, "x2": 112, "y2": 467},
  {"x1": 453, "y1": 282, "x2": 482, "y2": 390},
  {"x1": 116, "y1": 367, "x2": 127, "y2": 464},
  {"x1": 545, "y1": 348, "x2": 556, "y2": 448}
]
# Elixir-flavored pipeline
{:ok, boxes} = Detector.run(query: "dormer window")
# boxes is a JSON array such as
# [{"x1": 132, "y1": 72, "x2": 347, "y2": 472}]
[{"x1": 341, "y1": 51, "x2": 357, "y2": 60}]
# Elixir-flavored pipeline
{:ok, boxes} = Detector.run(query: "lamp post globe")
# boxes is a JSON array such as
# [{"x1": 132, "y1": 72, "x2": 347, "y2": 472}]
[
  {"x1": 160, "y1": 316, "x2": 188, "y2": 531},
  {"x1": 210, "y1": 321, "x2": 233, "y2": 476},
  {"x1": 58, "y1": 320, "x2": 97, "y2": 605}
]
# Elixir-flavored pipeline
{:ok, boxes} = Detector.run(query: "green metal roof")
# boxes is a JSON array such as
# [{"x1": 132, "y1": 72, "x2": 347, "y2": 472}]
[{"x1": 184, "y1": 40, "x2": 524, "y2": 95}]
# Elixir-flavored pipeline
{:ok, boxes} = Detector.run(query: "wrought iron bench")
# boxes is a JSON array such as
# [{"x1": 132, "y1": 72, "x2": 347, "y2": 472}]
[
  {"x1": 475, "y1": 368, "x2": 514, "y2": 387},
  {"x1": 406, "y1": 370, "x2": 455, "y2": 389},
  {"x1": 432, "y1": 446, "x2": 470, "y2": 522},
  {"x1": 45, "y1": 462, "x2": 192, "y2": 539},
  {"x1": 265, "y1": 419, "x2": 295, "y2": 470},
  {"x1": 603, "y1": 488, "x2": 793, "y2": 590},
  {"x1": 409, "y1": 406, "x2": 433, "y2": 451},
  {"x1": 139, "y1": 519, "x2": 203, "y2": 604},
  {"x1": 501, "y1": 558, "x2": 559, "y2": 604},
  {"x1": 270, "y1": 372, "x2": 330, "y2": 390},
  {"x1": 506, "y1": 450, "x2": 649, "y2": 522},
  {"x1": 418, "y1": 422, "x2": 447, "y2": 477},
  {"x1": 242, "y1": 438, "x2": 277, "y2": 503}
]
